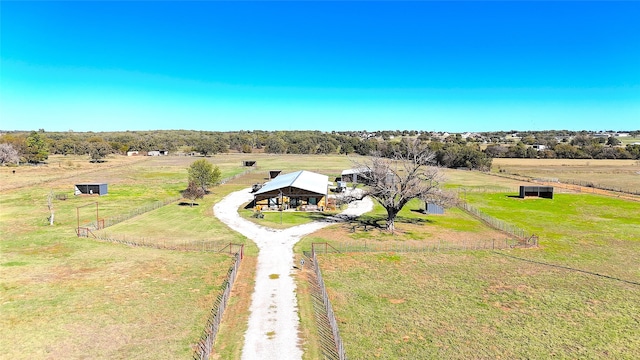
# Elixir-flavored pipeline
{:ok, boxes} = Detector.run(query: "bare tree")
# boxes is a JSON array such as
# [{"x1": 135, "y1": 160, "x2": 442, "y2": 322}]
[
  {"x1": 182, "y1": 181, "x2": 205, "y2": 207},
  {"x1": 0, "y1": 143, "x2": 20, "y2": 165},
  {"x1": 352, "y1": 139, "x2": 451, "y2": 233},
  {"x1": 420, "y1": 188, "x2": 460, "y2": 211},
  {"x1": 47, "y1": 190, "x2": 55, "y2": 226}
]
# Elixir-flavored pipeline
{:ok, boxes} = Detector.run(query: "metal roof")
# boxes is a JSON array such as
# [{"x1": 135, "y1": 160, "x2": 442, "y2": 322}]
[
  {"x1": 341, "y1": 168, "x2": 370, "y2": 176},
  {"x1": 254, "y1": 170, "x2": 328, "y2": 196}
]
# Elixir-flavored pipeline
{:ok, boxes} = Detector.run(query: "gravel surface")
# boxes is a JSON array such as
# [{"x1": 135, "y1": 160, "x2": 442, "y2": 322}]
[{"x1": 213, "y1": 188, "x2": 373, "y2": 360}]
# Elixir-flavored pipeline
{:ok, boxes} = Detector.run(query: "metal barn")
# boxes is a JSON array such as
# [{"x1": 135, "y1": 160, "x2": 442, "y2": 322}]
[
  {"x1": 425, "y1": 203, "x2": 445, "y2": 214},
  {"x1": 269, "y1": 170, "x2": 282, "y2": 179},
  {"x1": 75, "y1": 183, "x2": 108, "y2": 196},
  {"x1": 519, "y1": 186, "x2": 554, "y2": 199}
]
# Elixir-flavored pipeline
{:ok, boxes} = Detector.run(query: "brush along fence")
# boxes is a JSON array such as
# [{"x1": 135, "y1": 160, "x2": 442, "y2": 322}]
[{"x1": 193, "y1": 250, "x2": 243, "y2": 360}]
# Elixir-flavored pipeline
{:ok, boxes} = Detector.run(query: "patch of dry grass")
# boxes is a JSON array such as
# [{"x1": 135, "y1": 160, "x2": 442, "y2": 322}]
[
  {"x1": 0, "y1": 154, "x2": 256, "y2": 359},
  {"x1": 491, "y1": 158, "x2": 640, "y2": 193},
  {"x1": 320, "y1": 252, "x2": 640, "y2": 359}
]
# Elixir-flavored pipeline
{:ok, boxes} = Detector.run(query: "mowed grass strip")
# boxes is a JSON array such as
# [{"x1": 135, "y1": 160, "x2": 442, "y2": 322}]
[{"x1": 320, "y1": 251, "x2": 640, "y2": 359}]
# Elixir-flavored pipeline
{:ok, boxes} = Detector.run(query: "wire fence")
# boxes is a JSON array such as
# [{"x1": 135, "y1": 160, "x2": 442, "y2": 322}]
[
  {"x1": 86, "y1": 196, "x2": 182, "y2": 230},
  {"x1": 84, "y1": 170, "x2": 256, "y2": 231},
  {"x1": 305, "y1": 237, "x2": 536, "y2": 255},
  {"x1": 310, "y1": 251, "x2": 347, "y2": 360},
  {"x1": 454, "y1": 185, "x2": 520, "y2": 195},
  {"x1": 218, "y1": 168, "x2": 256, "y2": 185},
  {"x1": 493, "y1": 171, "x2": 640, "y2": 196},
  {"x1": 457, "y1": 201, "x2": 533, "y2": 240},
  {"x1": 88, "y1": 231, "x2": 243, "y2": 253},
  {"x1": 193, "y1": 250, "x2": 243, "y2": 360},
  {"x1": 558, "y1": 178, "x2": 640, "y2": 195}
]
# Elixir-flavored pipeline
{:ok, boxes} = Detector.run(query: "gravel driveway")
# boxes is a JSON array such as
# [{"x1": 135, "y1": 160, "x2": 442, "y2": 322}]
[{"x1": 213, "y1": 188, "x2": 373, "y2": 360}]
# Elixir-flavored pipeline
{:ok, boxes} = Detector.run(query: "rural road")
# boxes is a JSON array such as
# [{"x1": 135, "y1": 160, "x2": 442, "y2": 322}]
[{"x1": 213, "y1": 188, "x2": 373, "y2": 360}]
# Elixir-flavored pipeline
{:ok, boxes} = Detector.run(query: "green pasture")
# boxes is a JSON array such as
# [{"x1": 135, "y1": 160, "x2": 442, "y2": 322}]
[
  {"x1": 463, "y1": 192, "x2": 640, "y2": 281},
  {"x1": 618, "y1": 136, "x2": 640, "y2": 145},
  {"x1": 0, "y1": 155, "x2": 254, "y2": 359},
  {"x1": 95, "y1": 183, "x2": 255, "y2": 254},
  {"x1": 295, "y1": 198, "x2": 511, "y2": 254},
  {"x1": 5, "y1": 153, "x2": 639, "y2": 359},
  {"x1": 320, "y1": 251, "x2": 640, "y2": 359},
  {"x1": 301, "y1": 166, "x2": 640, "y2": 359}
]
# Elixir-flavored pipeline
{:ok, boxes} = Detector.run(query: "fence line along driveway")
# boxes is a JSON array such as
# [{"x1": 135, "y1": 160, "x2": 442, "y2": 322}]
[{"x1": 213, "y1": 189, "x2": 372, "y2": 360}]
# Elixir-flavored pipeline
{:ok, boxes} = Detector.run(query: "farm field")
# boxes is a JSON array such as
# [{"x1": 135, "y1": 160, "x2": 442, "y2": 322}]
[
  {"x1": 491, "y1": 158, "x2": 640, "y2": 194},
  {"x1": 4, "y1": 153, "x2": 639, "y2": 359},
  {"x1": 0, "y1": 155, "x2": 256, "y2": 359},
  {"x1": 301, "y1": 166, "x2": 640, "y2": 359},
  {"x1": 618, "y1": 136, "x2": 640, "y2": 145}
]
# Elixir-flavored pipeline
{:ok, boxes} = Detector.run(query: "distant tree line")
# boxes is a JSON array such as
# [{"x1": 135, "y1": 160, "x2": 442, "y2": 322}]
[{"x1": 1, "y1": 129, "x2": 638, "y2": 168}]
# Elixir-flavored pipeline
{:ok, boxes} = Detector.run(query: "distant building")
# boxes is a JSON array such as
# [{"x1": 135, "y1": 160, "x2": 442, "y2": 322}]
[
  {"x1": 341, "y1": 168, "x2": 372, "y2": 184},
  {"x1": 531, "y1": 144, "x2": 546, "y2": 151},
  {"x1": 75, "y1": 183, "x2": 108, "y2": 196},
  {"x1": 147, "y1": 150, "x2": 168, "y2": 156}
]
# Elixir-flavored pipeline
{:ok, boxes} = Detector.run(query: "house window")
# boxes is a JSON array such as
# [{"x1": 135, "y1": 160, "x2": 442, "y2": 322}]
[{"x1": 309, "y1": 197, "x2": 317, "y2": 205}]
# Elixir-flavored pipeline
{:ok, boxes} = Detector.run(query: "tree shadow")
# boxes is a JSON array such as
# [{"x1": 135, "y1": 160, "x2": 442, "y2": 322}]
[{"x1": 178, "y1": 202, "x2": 199, "y2": 206}]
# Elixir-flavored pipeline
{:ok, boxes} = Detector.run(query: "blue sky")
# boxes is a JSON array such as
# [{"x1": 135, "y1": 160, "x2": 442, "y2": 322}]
[{"x1": 1, "y1": 1, "x2": 639, "y2": 133}]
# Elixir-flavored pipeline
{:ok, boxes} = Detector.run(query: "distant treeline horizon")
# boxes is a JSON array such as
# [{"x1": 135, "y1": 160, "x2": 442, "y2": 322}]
[{"x1": 1, "y1": 129, "x2": 639, "y2": 168}]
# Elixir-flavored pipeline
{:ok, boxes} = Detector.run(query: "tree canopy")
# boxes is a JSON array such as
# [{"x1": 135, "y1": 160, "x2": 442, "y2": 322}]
[
  {"x1": 187, "y1": 159, "x2": 221, "y2": 193},
  {"x1": 24, "y1": 131, "x2": 49, "y2": 163}
]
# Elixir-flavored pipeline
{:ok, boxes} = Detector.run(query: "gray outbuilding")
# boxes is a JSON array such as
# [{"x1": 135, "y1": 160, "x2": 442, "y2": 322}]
[{"x1": 75, "y1": 183, "x2": 108, "y2": 196}]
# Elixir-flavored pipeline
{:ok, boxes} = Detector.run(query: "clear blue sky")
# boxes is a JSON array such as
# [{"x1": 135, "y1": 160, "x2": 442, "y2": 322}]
[{"x1": 1, "y1": 1, "x2": 639, "y2": 133}]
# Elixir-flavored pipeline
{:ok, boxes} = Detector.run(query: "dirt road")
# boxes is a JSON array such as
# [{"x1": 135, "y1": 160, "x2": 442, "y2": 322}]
[{"x1": 214, "y1": 188, "x2": 372, "y2": 360}]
